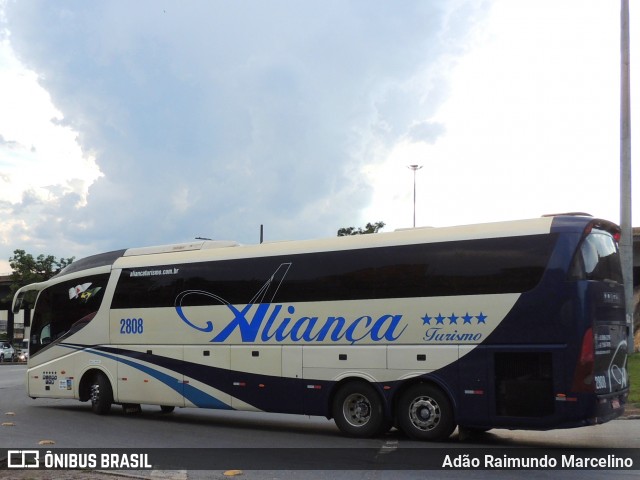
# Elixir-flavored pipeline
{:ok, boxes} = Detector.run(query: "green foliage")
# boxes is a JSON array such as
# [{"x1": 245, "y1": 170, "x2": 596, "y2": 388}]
[
  {"x1": 337, "y1": 221, "x2": 386, "y2": 237},
  {"x1": 4, "y1": 249, "x2": 74, "y2": 302}
]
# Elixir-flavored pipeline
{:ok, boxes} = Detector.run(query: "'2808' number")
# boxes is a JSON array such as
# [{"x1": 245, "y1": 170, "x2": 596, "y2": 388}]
[{"x1": 120, "y1": 318, "x2": 144, "y2": 334}]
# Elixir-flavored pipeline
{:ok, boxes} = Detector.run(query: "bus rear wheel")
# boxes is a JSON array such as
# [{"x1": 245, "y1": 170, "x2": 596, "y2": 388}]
[
  {"x1": 90, "y1": 372, "x2": 113, "y2": 415},
  {"x1": 332, "y1": 381, "x2": 384, "y2": 438},
  {"x1": 396, "y1": 384, "x2": 455, "y2": 441}
]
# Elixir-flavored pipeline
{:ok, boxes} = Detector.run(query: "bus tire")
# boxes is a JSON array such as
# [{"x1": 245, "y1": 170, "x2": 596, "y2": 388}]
[
  {"x1": 90, "y1": 372, "x2": 113, "y2": 415},
  {"x1": 332, "y1": 381, "x2": 384, "y2": 438},
  {"x1": 160, "y1": 405, "x2": 175, "y2": 414},
  {"x1": 396, "y1": 383, "x2": 455, "y2": 441}
]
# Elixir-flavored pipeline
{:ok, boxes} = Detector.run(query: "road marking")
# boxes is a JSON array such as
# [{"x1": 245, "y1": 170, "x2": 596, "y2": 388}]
[
  {"x1": 150, "y1": 470, "x2": 188, "y2": 480},
  {"x1": 378, "y1": 439, "x2": 399, "y2": 455},
  {"x1": 109, "y1": 470, "x2": 188, "y2": 479}
]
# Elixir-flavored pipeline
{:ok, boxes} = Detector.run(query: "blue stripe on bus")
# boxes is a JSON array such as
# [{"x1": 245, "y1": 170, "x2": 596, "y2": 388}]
[
  {"x1": 59, "y1": 343, "x2": 232, "y2": 410},
  {"x1": 58, "y1": 343, "x2": 329, "y2": 416}
]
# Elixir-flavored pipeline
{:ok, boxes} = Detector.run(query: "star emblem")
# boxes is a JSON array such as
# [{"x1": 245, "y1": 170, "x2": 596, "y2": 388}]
[
  {"x1": 476, "y1": 312, "x2": 487, "y2": 324},
  {"x1": 448, "y1": 313, "x2": 458, "y2": 325},
  {"x1": 435, "y1": 313, "x2": 445, "y2": 325},
  {"x1": 421, "y1": 314, "x2": 432, "y2": 325},
  {"x1": 462, "y1": 313, "x2": 473, "y2": 324}
]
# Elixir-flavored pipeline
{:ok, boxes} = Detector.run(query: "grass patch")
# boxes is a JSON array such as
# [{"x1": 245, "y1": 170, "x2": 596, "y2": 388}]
[{"x1": 629, "y1": 353, "x2": 640, "y2": 406}]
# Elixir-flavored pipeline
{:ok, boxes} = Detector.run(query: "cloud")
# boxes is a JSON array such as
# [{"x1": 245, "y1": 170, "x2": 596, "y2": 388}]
[
  {"x1": 407, "y1": 121, "x2": 446, "y2": 144},
  {"x1": 0, "y1": 134, "x2": 21, "y2": 149},
  {"x1": 0, "y1": 0, "x2": 489, "y2": 273},
  {"x1": 0, "y1": 12, "x2": 104, "y2": 272},
  {"x1": 363, "y1": 0, "x2": 638, "y2": 231}
]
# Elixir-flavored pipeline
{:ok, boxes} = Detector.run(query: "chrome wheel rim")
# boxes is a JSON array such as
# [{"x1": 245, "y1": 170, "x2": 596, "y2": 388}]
[
  {"x1": 408, "y1": 396, "x2": 440, "y2": 431},
  {"x1": 342, "y1": 393, "x2": 372, "y2": 427},
  {"x1": 90, "y1": 383, "x2": 100, "y2": 404}
]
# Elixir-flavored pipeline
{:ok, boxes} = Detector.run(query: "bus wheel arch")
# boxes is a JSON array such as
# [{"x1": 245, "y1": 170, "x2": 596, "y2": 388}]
[
  {"x1": 330, "y1": 379, "x2": 386, "y2": 438},
  {"x1": 394, "y1": 381, "x2": 456, "y2": 441},
  {"x1": 79, "y1": 369, "x2": 114, "y2": 415}
]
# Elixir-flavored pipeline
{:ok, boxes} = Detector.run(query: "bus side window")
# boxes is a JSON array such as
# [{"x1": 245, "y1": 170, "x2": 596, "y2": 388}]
[{"x1": 40, "y1": 324, "x2": 51, "y2": 345}]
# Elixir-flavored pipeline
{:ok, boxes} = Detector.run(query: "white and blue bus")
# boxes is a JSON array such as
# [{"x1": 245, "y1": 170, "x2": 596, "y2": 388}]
[{"x1": 12, "y1": 214, "x2": 629, "y2": 441}]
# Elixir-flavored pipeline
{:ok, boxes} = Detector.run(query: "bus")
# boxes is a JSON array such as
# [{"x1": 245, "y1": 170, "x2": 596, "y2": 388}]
[{"x1": 12, "y1": 214, "x2": 629, "y2": 441}]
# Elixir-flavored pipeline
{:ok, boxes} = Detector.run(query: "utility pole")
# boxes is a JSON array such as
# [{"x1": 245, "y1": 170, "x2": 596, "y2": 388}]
[
  {"x1": 408, "y1": 165, "x2": 423, "y2": 227},
  {"x1": 620, "y1": 0, "x2": 634, "y2": 352}
]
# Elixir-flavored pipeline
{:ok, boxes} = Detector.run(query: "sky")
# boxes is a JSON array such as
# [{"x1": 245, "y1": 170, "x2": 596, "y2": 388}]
[{"x1": 0, "y1": 0, "x2": 638, "y2": 275}]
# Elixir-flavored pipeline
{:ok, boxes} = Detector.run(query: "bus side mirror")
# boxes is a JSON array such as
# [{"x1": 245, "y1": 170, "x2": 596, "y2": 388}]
[{"x1": 12, "y1": 294, "x2": 23, "y2": 314}]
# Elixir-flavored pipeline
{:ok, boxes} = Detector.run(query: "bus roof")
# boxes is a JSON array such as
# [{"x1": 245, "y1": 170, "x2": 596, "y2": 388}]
[{"x1": 54, "y1": 214, "x2": 617, "y2": 276}]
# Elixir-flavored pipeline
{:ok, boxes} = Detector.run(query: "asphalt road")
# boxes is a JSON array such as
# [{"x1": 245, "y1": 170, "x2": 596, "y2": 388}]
[{"x1": 1, "y1": 364, "x2": 639, "y2": 480}]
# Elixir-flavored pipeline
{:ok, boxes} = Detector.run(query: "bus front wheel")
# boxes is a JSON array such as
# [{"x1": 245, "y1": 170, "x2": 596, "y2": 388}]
[
  {"x1": 396, "y1": 383, "x2": 455, "y2": 441},
  {"x1": 90, "y1": 372, "x2": 113, "y2": 415},
  {"x1": 332, "y1": 381, "x2": 384, "y2": 438}
]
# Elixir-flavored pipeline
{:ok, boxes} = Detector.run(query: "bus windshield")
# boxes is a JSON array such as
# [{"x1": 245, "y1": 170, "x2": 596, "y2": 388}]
[{"x1": 29, "y1": 274, "x2": 110, "y2": 357}]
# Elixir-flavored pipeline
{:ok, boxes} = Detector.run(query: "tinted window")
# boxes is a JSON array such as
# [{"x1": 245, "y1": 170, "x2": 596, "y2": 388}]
[
  {"x1": 570, "y1": 231, "x2": 623, "y2": 283},
  {"x1": 112, "y1": 235, "x2": 557, "y2": 309},
  {"x1": 54, "y1": 249, "x2": 126, "y2": 277},
  {"x1": 30, "y1": 274, "x2": 110, "y2": 357}
]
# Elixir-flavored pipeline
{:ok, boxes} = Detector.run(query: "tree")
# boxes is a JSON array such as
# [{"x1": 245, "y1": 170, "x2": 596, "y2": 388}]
[
  {"x1": 5, "y1": 249, "x2": 74, "y2": 302},
  {"x1": 337, "y1": 221, "x2": 386, "y2": 237}
]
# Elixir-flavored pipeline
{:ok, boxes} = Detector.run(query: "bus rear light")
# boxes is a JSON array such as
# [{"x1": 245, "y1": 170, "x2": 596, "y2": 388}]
[
  {"x1": 571, "y1": 327, "x2": 594, "y2": 392},
  {"x1": 579, "y1": 327, "x2": 594, "y2": 364}
]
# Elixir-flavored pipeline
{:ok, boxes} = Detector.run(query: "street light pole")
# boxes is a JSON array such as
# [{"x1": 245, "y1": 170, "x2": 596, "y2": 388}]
[
  {"x1": 620, "y1": 0, "x2": 634, "y2": 351},
  {"x1": 408, "y1": 164, "x2": 423, "y2": 227}
]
